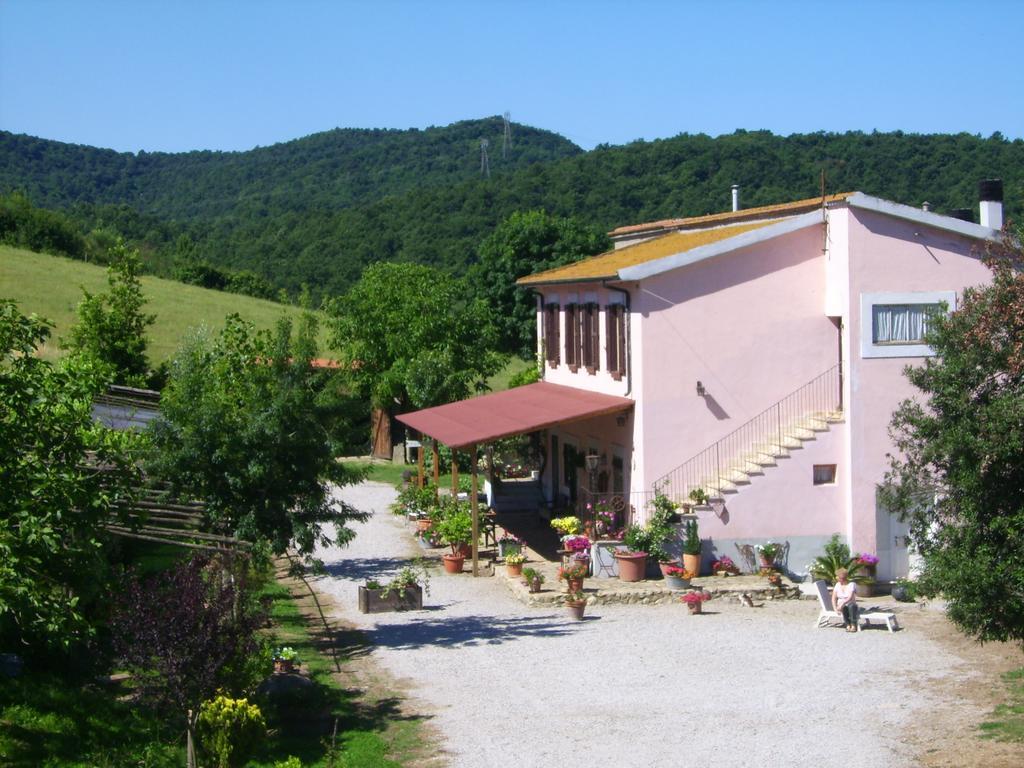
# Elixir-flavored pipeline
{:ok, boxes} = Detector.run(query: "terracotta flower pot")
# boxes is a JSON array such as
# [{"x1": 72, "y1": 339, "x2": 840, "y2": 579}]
[
  {"x1": 614, "y1": 552, "x2": 647, "y2": 582},
  {"x1": 416, "y1": 518, "x2": 432, "y2": 532},
  {"x1": 566, "y1": 600, "x2": 587, "y2": 620},
  {"x1": 682, "y1": 553, "x2": 701, "y2": 577},
  {"x1": 274, "y1": 659, "x2": 295, "y2": 674},
  {"x1": 528, "y1": 577, "x2": 543, "y2": 593},
  {"x1": 687, "y1": 601, "x2": 703, "y2": 615},
  {"x1": 566, "y1": 577, "x2": 584, "y2": 593},
  {"x1": 442, "y1": 554, "x2": 465, "y2": 574},
  {"x1": 506, "y1": 563, "x2": 524, "y2": 578}
]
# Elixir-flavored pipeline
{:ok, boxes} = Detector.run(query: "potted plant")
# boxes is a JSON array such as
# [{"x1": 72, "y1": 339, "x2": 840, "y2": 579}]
[
  {"x1": 855, "y1": 553, "x2": 879, "y2": 597},
  {"x1": 550, "y1": 515, "x2": 582, "y2": 537},
  {"x1": 434, "y1": 502, "x2": 474, "y2": 574},
  {"x1": 688, "y1": 487, "x2": 710, "y2": 507},
  {"x1": 522, "y1": 567, "x2": 545, "y2": 593},
  {"x1": 711, "y1": 556, "x2": 740, "y2": 576},
  {"x1": 680, "y1": 590, "x2": 711, "y2": 615},
  {"x1": 358, "y1": 562, "x2": 430, "y2": 613},
  {"x1": 615, "y1": 524, "x2": 650, "y2": 582},
  {"x1": 273, "y1": 646, "x2": 299, "y2": 673},
  {"x1": 682, "y1": 519, "x2": 702, "y2": 576},
  {"x1": 498, "y1": 533, "x2": 525, "y2": 559},
  {"x1": 664, "y1": 565, "x2": 693, "y2": 590},
  {"x1": 758, "y1": 540, "x2": 781, "y2": 570},
  {"x1": 809, "y1": 534, "x2": 868, "y2": 585},
  {"x1": 558, "y1": 561, "x2": 589, "y2": 593},
  {"x1": 505, "y1": 552, "x2": 527, "y2": 577},
  {"x1": 565, "y1": 589, "x2": 587, "y2": 620}
]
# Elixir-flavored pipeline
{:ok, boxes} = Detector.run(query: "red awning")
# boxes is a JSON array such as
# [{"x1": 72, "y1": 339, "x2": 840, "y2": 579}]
[{"x1": 396, "y1": 381, "x2": 633, "y2": 448}]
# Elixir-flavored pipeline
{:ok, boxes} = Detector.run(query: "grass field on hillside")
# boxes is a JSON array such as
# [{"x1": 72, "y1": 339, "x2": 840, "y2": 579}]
[{"x1": 1, "y1": 245, "x2": 326, "y2": 362}]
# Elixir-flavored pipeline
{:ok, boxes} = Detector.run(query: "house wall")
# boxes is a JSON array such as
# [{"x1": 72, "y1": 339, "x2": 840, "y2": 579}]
[
  {"x1": 844, "y1": 206, "x2": 991, "y2": 578},
  {"x1": 631, "y1": 225, "x2": 837, "y2": 497}
]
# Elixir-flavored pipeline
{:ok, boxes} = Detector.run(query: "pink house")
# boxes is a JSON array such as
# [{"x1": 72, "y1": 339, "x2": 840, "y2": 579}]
[{"x1": 509, "y1": 183, "x2": 1004, "y2": 581}]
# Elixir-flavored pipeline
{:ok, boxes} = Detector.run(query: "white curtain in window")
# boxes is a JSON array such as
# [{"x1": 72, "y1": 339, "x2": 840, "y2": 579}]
[{"x1": 873, "y1": 304, "x2": 934, "y2": 343}]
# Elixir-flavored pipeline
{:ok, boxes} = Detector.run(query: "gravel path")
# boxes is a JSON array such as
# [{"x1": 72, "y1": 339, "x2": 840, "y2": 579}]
[{"x1": 314, "y1": 481, "x2": 974, "y2": 768}]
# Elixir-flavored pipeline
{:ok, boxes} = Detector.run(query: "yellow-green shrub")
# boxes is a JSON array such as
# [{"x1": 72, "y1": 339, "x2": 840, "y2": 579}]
[{"x1": 197, "y1": 695, "x2": 266, "y2": 768}]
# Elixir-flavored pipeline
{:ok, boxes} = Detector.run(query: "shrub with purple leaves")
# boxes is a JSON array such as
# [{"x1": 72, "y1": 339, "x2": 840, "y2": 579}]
[{"x1": 111, "y1": 555, "x2": 268, "y2": 719}]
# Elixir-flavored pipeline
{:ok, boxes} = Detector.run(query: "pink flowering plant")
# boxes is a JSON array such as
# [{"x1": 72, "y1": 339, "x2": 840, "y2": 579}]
[
  {"x1": 563, "y1": 535, "x2": 591, "y2": 553},
  {"x1": 856, "y1": 553, "x2": 879, "y2": 567},
  {"x1": 711, "y1": 556, "x2": 740, "y2": 575},
  {"x1": 664, "y1": 566, "x2": 694, "y2": 580},
  {"x1": 680, "y1": 590, "x2": 711, "y2": 605}
]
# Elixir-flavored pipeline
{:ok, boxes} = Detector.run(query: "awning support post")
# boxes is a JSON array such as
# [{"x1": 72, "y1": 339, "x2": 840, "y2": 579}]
[
  {"x1": 451, "y1": 452, "x2": 459, "y2": 496},
  {"x1": 432, "y1": 439, "x2": 440, "y2": 501},
  {"x1": 470, "y1": 443, "x2": 479, "y2": 577},
  {"x1": 417, "y1": 434, "x2": 425, "y2": 489}
]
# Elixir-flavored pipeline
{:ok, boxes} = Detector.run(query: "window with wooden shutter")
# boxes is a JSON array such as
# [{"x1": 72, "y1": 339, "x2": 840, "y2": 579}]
[
  {"x1": 583, "y1": 303, "x2": 599, "y2": 374},
  {"x1": 544, "y1": 303, "x2": 560, "y2": 366},
  {"x1": 606, "y1": 304, "x2": 626, "y2": 379},
  {"x1": 564, "y1": 303, "x2": 578, "y2": 371}
]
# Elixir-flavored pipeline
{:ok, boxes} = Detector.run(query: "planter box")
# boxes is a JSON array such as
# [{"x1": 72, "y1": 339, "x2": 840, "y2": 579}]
[{"x1": 358, "y1": 584, "x2": 423, "y2": 614}]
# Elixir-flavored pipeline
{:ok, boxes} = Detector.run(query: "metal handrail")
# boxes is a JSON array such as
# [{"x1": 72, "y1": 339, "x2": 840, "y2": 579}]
[{"x1": 653, "y1": 364, "x2": 843, "y2": 504}]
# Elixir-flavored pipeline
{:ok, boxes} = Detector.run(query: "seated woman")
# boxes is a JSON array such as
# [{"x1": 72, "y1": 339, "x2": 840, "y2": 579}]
[{"x1": 832, "y1": 568, "x2": 859, "y2": 632}]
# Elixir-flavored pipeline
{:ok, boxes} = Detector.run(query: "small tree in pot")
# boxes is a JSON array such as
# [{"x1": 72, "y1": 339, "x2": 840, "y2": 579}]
[
  {"x1": 434, "y1": 501, "x2": 474, "y2": 574},
  {"x1": 682, "y1": 519, "x2": 702, "y2": 576}
]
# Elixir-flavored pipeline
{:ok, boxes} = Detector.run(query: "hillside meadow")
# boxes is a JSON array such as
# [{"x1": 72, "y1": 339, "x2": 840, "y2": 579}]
[{"x1": 0, "y1": 244, "x2": 326, "y2": 362}]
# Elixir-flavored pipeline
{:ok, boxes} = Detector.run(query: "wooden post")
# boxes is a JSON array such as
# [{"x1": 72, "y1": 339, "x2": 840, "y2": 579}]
[
  {"x1": 451, "y1": 451, "x2": 459, "y2": 496},
  {"x1": 417, "y1": 434, "x2": 425, "y2": 489},
  {"x1": 432, "y1": 439, "x2": 440, "y2": 501},
  {"x1": 470, "y1": 443, "x2": 479, "y2": 577}
]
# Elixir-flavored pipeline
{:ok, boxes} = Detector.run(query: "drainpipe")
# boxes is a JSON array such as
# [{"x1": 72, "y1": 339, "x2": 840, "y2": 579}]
[{"x1": 603, "y1": 282, "x2": 632, "y2": 396}]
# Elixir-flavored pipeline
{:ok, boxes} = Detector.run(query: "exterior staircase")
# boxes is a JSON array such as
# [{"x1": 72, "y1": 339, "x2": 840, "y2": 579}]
[{"x1": 654, "y1": 365, "x2": 844, "y2": 504}]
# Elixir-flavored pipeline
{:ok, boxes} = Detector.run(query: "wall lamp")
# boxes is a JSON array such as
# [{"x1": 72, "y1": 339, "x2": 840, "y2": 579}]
[{"x1": 696, "y1": 381, "x2": 706, "y2": 397}]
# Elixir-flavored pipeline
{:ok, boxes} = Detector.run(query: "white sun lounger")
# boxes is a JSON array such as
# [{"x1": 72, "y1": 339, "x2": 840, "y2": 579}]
[{"x1": 813, "y1": 579, "x2": 899, "y2": 632}]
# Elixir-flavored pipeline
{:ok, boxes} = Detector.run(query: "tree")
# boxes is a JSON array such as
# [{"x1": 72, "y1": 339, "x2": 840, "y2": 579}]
[
  {"x1": 329, "y1": 262, "x2": 502, "y2": 410},
  {"x1": 148, "y1": 312, "x2": 367, "y2": 559},
  {"x1": 880, "y1": 232, "x2": 1024, "y2": 645},
  {"x1": 0, "y1": 301, "x2": 141, "y2": 652},
  {"x1": 472, "y1": 210, "x2": 610, "y2": 356},
  {"x1": 62, "y1": 239, "x2": 155, "y2": 386}
]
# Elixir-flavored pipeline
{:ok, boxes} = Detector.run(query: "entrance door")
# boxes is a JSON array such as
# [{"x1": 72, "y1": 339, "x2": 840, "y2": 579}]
[{"x1": 876, "y1": 492, "x2": 912, "y2": 581}]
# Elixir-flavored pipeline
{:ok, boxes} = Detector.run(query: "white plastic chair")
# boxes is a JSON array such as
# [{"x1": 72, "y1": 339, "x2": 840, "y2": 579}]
[{"x1": 813, "y1": 579, "x2": 845, "y2": 629}]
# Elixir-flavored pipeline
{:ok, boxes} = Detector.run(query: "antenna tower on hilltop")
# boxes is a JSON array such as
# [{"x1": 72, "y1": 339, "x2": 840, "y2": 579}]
[
  {"x1": 480, "y1": 138, "x2": 491, "y2": 178},
  {"x1": 502, "y1": 111, "x2": 512, "y2": 160}
]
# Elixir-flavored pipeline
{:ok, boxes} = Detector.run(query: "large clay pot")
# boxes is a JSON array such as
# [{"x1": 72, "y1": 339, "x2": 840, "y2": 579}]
[
  {"x1": 683, "y1": 553, "x2": 701, "y2": 577},
  {"x1": 614, "y1": 552, "x2": 647, "y2": 582},
  {"x1": 442, "y1": 554, "x2": 465, "y2": 574},
  {"x1": 566, "y1": 600, "x2": 587, "y2": 620}
]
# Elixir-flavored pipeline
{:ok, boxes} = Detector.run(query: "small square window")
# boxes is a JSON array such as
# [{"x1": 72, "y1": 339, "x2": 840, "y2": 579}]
[{"x1": 813, "y1": 464, "x2": 837, "y2": 485}]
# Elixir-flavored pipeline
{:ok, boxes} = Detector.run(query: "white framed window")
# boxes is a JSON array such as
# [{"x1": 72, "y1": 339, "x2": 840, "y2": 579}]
[{"x1": 860, "y1": 291, "x2": 956, "y2": 358}]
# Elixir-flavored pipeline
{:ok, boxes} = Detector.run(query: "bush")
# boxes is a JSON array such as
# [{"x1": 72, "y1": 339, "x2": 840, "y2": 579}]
[
  {"x1": 809, "y1": 534, "x2": 867, "y2": 584},
  {"x1": 197, "y1": 695, "x2": 266, "y2": 768}
]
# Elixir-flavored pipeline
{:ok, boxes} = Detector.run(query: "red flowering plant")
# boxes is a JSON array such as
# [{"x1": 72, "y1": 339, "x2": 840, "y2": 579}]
[
  {"x1": 558, "y1": 562, "x2": 590, "y2": 581},
  {"x1": 664, "y1": 566, "x2": 694, "y2": 580},
  {"x1": 711, "y1": 556, "x2": 740, "y2": 575},
  {"x1": 680, "y1": 590, "x2": 711, "y2": 605}
]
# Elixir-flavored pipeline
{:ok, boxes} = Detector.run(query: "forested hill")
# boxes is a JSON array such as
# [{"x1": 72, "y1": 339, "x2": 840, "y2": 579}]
[
  {"x1": 2, "y1": 123, "x2": 1022, "y2": 301},
  {"x1": 0, "y1": 117, "x2": 580, "y2": 218}
]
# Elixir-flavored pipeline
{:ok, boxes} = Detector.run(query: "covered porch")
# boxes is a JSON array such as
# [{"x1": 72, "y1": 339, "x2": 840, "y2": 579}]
[{"x1": 396, "y1": 381, "x2": 635, "y2": 575}]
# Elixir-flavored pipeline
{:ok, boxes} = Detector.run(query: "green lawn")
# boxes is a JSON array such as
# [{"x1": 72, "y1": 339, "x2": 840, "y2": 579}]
[
  {"x1": 0, "y1": 244, "x2": 326, "y2": 362},
  {"x1": 981, "y1": 667, "x2": 1024, "y2": 742}
]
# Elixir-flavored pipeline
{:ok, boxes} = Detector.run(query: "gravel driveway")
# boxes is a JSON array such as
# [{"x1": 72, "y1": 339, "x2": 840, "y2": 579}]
[{"x1": 313, "y1": 481, "x2": 975, "y2": 768}]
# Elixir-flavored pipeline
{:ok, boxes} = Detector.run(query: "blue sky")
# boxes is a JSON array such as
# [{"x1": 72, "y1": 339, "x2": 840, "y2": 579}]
[{"x1": 1, "y1": 0, "x2": 1021, "y2": 153}]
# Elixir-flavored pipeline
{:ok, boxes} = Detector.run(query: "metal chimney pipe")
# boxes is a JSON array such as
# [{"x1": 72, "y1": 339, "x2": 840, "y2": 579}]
[
  {"x1": 731, "y1": 184, "x2": 739, "y2": 212},
  {"x1": 979, "y1": 179, "x2": 1003, "y2": 229}
]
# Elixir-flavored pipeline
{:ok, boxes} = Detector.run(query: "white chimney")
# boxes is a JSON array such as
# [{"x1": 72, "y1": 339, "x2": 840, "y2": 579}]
[
  {"x1": 979, "y1": 179, "x2": 1003, "y2": 229},
  {"x1": 731, "y1": 184, "x2": 739, "y2": 212},
  {"x1": 922, "y1": 201, "x2": 930, "y2": 212}
]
